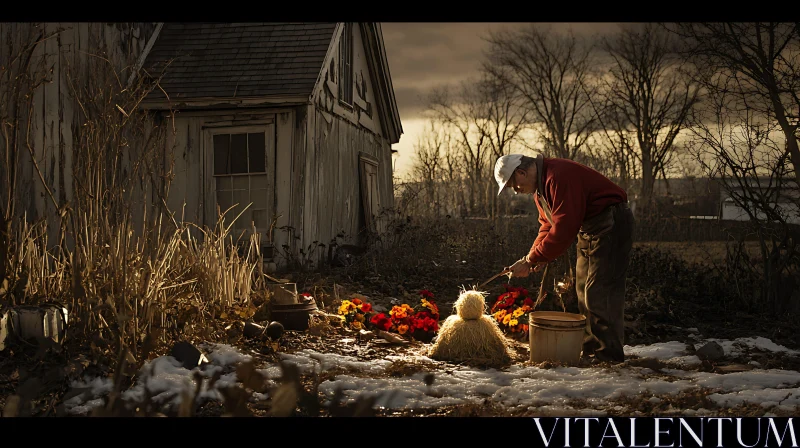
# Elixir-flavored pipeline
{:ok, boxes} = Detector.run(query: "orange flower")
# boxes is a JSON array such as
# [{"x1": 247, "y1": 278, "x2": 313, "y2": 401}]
[
  {"x1": 398, "y1": 324, "x2": 409, "y2": 335},
  {"x1": 390, "y1": 305, "x2": 408, "y2": 319},
  {"x1": 355, "y1": 313, "x2": 365, "y2": 322},
  {"x1": 352, "y1": 298, "x2": 363, "y2": 305}
]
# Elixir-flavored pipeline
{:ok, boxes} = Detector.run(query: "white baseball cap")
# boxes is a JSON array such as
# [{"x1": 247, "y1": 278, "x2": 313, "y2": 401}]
[{"x1": 494, "y1": 154, "x2": 523, "y2": 196}]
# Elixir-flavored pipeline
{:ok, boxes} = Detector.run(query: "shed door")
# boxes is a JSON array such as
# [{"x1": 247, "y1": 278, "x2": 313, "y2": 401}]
[
  {"x1": 207, "y1": 125, "x2": 276, "y2": 247},
  {"x1": 359, "y1": 153, "x2": 381, "y2": 233}
]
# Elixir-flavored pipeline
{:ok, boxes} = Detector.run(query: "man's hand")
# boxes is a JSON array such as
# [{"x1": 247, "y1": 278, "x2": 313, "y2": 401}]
[{"x1": 507, "y1": 258, "x2": 532, "y2": 278}]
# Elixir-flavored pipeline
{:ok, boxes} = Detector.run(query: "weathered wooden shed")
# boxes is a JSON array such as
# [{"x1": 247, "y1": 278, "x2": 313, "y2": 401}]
[
  {"x1": 1, "y1": 23, "x2": 403, "y2": 270},
  {"x1": 137, "y1": 22, "x2": 403, "y2": 267}
]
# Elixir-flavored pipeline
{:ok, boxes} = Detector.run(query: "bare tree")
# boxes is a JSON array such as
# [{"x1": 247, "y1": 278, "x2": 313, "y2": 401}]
[
  {"x1": 427, "y1": 80, "x2": 492, "y2": 216},
  {"x1": 584, "y1": 95, "x2": 640, "y2": 192},
  {"x1": 476, "y1": 72, "x2": 530, "y2": 217},
  {"x1": 440, "y1": 132, "x2": 466, "y2": 217},
  {"x1": 479, "y1": 71, "x2": 530, "y2": 160},
  {"x1": 600, "y1": 24, "x2": 700, "y2": 210},
  {"x1": 409, "y1": 121, "x2": 447, "y2": 216},
  {"x1": 669, "y1": 23, "x2": 800, "y2": 184},
  {"x1": 685, "y1": 84, "x2": 799, "y2": 312},
  {"x1": 484, "y1": 25, "x2": 597, "y2": 160}
]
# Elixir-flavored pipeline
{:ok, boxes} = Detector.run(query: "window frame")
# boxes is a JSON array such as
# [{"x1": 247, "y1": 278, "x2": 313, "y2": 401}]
[{"x1": 210, "y1": 126, "x2": 269, "y2": 177}]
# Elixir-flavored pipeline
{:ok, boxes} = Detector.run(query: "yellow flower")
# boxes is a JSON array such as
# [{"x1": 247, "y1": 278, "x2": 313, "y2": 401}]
[
  {"x1": 512, "y1": 308, "x2": 524, "y2": 318},
  {"x1": 398, "y1": 324, "x2": 409, "y2": 335},
  {"x1": 494, "y1": 309, "x2": 507, "y2": 320},
  {"x1": 509, "y1": 319, "x2": 519, "y2": 326},
  {"x1": 503, "y1": 314, "x2": 511, "y2": 325},
  {"x1": 338, "y1": 300, "x2": 353, "y2": 315},
  {"x1": 420, "y1": 299, "x2": 438, "y2": 314}
]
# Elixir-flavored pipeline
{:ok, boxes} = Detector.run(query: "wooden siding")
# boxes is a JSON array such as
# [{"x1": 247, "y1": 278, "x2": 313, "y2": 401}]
[
  {"x1": 0, "y1": 23, "x2": 158, "y2": 240},
  {"x1": 162, "y1": 109, "x2": 295, "y2": 246},
  {"x1": 303, "y1": 105, "x2": 393, "y2": 265}
]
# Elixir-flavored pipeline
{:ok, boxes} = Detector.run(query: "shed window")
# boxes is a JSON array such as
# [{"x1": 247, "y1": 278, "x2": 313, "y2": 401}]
[
  {"x1": 338, "y1": 23, "x2": 353, "y2": 106},
  {"x1": 213, "y1": 132, "x2": 266, "y2": 175}
]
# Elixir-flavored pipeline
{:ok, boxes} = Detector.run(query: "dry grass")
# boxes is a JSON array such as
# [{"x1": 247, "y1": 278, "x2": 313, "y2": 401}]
[{"x1": 0, "y1": 30, "x2": 268, "y2": 360}]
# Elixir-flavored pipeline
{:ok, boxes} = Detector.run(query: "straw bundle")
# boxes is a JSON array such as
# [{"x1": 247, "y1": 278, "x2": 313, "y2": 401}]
[{"x1": 428, "y1": 290, "x2": 513, "y2": 367}]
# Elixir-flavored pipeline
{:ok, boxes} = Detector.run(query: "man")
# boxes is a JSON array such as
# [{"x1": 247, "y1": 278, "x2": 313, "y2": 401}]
[{"x1": 495, "y1": 153, "x2": 635, "y2": 363}]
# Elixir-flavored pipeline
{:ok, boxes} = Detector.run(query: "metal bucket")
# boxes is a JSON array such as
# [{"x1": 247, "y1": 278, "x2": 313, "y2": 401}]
[
  {"x1": 529, "y1": 311, "x2": 586, "y2": 365},
  {"x1": 266, "y1": 282, "x2": 298, "y2": 305}
]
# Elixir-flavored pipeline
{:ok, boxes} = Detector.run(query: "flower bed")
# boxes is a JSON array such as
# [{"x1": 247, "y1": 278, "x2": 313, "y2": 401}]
[
  {"x1": 337, "y1": 290, "x2": 440, "y2": 342},
  {"x1": 490, "y1": 285, "x2": 534, "y2": 340}
]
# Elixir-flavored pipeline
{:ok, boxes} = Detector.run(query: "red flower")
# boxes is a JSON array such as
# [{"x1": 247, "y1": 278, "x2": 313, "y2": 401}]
[
  {"x1": 370, "y1": 313, "x2": 392, "y2": 331},
  {"x1": 359, "y1": 302, "x2": 372, "y2": 313},
  {"x1": 504, "y1": 285, "x2": 529, "y2": 297},
  {"x1": 419, "y1": 290, "x2": 435, "y2": 299},
  {"x1": 418, "y1": 317, "x2": 438, "y2": 332},
  {"x1": 523, "y1": 297, "x2": 534, "y2": 308},
  {"x1": 414, "y1": 310, "x2": 432, "y2": 321},
  {"x1": 409, "y1": 312, "x2": 438, "y2": 333},
  {"x1": 491, "y1": 295, "x2": 507, "y2": 312}
]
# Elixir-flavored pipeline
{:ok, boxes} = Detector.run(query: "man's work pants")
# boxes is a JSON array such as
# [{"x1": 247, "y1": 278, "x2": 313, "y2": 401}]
[{"x1": 575, "y1": 202, "x2": 635, "y2": 362}]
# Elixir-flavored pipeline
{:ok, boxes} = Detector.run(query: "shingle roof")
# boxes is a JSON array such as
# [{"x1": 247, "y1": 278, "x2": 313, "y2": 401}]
[{"x1": 142, "y1": 23, "x2": 337, "y2": 101}]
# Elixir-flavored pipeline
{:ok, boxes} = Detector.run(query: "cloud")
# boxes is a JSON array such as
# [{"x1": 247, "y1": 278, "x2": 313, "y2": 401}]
[
  {"x1": 382, "y1": 23, "x2": 518, "y2": 119},
  {"x1": 391, "y1": 85, "x2": 431, "y2": 119},
  {"x1": 381, "y1": 23, "x2": 625, "y2": 174},
  {"x1": 382, "y1": 23, "x2": 622, "y2": 121}
]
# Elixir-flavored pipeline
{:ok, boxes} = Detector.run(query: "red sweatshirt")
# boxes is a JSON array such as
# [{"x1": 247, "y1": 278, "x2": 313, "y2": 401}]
[{"x1": 526, "y1": 158, "x2": 628, "y2": 264}]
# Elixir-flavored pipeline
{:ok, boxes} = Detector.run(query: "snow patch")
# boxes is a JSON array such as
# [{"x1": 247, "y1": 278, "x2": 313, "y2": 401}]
[
  {"x1": 625, "y1": 341, "x2": 687, "y2": 360},
  {"x1": 62, "y1": 337, "x2": 800, "y2": 415},
  {"x1": 64, "y1": 343, "x2": 255, "y2": 415}
]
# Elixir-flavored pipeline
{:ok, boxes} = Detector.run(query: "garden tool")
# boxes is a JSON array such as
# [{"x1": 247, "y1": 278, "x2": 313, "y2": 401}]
[{"x1": 477, "y1": 269, "x2": 512, "y2": 290}]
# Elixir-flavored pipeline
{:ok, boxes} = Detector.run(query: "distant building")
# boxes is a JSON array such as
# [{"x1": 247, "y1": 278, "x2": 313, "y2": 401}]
[{"x1": 718, "y1": 177, "x2": 800, "y2": 224}]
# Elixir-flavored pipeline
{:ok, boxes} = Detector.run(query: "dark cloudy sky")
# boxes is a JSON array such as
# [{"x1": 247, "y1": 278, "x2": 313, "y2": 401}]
[{"x1": 380, "y1": 22, "x2": 622, "y2": 176}]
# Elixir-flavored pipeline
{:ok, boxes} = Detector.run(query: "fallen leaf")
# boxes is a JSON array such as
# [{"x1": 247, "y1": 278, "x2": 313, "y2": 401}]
[
  {"x1": 269, "y1": 383, "x2": 298, "y2": 417},
  {"x1": 377, "y1": 330, "x2": 409, "y2": 345},
  {"x1": 358, "y1": 330, "x2": 376, "y2": 341},
  {"x1": 236, "y1": 360, "x2": 267, "y2": 393}
]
